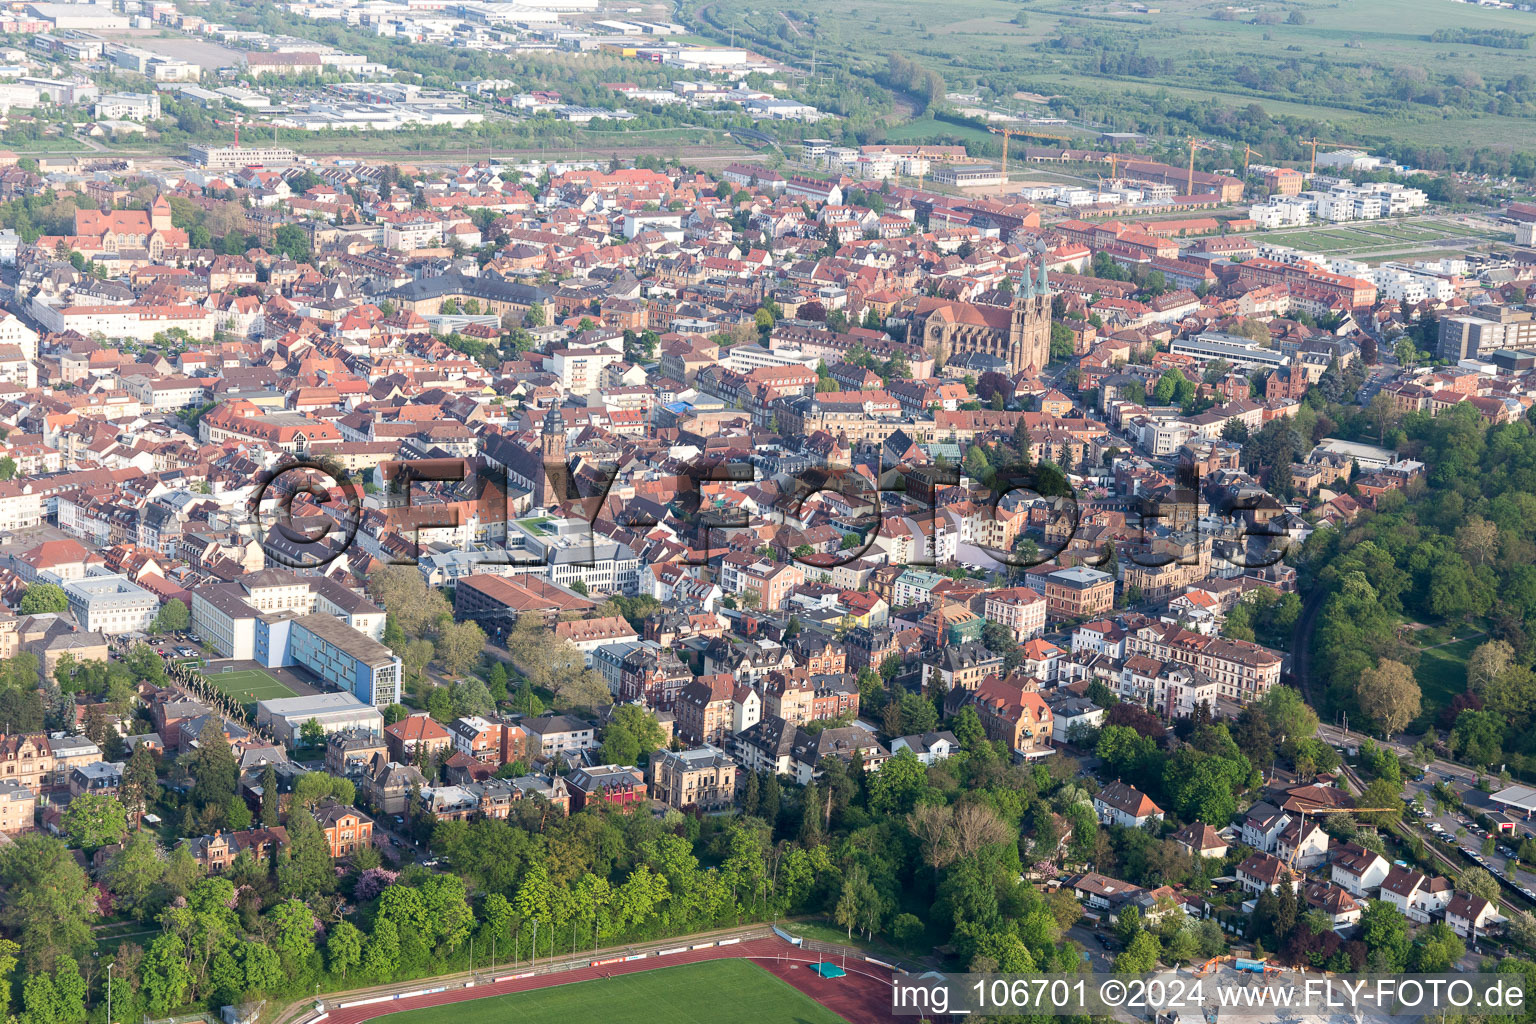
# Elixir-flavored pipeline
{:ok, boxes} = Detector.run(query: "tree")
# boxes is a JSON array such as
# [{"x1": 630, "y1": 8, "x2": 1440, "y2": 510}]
[
  {"x1": 300, "y1": 717, "x2": 326, "y2": 750},
  {"x1": 362, "y1": 917, "x2": 401, "y2": 982},
  {"x1": 120, "y1": 742, "x2": 160, "y2": 815},
  {"x1": 1359, "y1": 901, "x2": 1410, "y2": 972},
  {"x1": 328, "y1": 919, "x2": 364, "y2": 980},
  {"x1": 0, "y1": 835, "x2": 96, "y2": 970},
  {"x1": 1116, "y1": 930, "x2": 1162, "y2": 973},
  {"x1": 450, "y1": 677, "x2": 495, "y2": 719},
  {"x1": 438, "y1": 620, "x2": 486, "y2": 676},
  {"x1": 278, "y1": 812, "x2": 336, "y2": 900},
  {"x1": 834, "y1": 863, "x2": 882, "y2": 940},
  {"x1": 103, "y1": 830, "x2": 165, "y2": 921},
  {"x1": 141, "y1": 933, "x2": 194, "y2": 1016},
  {"x1": 259, "y1": 762, "x2": 279, "y2": 826},
  {"x1": 269, "y1": 899, "x2": 318, "y2": 977},
  {"x1": 0, "y1": 457, "x2": 16, "y2": 481},
  {"x1": 62, "y1": 793, "x2": 128, "y2": 851},
  {"x1": 600, "y1": 704, "x2": 666, "y2": 766},
  {"x1": 1457, "y1": 865, "x2": 1501, "y2": 902},
  {"x1": 1259, "y1": 685, "x2": 1319, "y2": 745},
  {"x1": 1468, "y1": 639, "x2": 1515, "y2": 693},
  {"x1": 188, "y1": 716, "x2": 239, "y2": 813},
  {"x1": 152, "y1": 599, "x2": 190, "y2": 633},
  {"x1": 1356, "y1": 660, "x2": 1420, "y2": 738},
  {"x1": 1450, "y1": 709, "x2": 1505, "y2": 767},
  {"x1": 273, "y1": 224, "x2": 311, "y2": 261},
  {"x1": 18, "y1": 583, "x2": 66, "y2": 614}
]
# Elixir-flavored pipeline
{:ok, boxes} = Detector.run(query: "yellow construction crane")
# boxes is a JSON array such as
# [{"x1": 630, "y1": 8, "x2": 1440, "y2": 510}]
[
  {"x1": 1185, "y1": 137, "x2": 1214, "y2": 195},
  {"x1": 1300, "y1": 138, "x2": 1322, "y2": 177},
  {"x1": 1240, "y1": 142, "x2": 1263, "y2": 180},
  {"x1": 991, "y1": 126, "x2": 1022, "y2": 178},
  {"x1": 991, "y1": 125, "x2": 1075, "y2": 177}
]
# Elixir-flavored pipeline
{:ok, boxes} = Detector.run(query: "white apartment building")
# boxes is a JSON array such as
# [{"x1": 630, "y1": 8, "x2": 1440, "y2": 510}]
[
  {"x1": 63, "y1": 571, "x2": 158, "y2": 634},
  {"x1": 0, "y1": 309, "x2": 38, "y2": 361},
  {"x1": 1249, "y1": 196, "x2": 1313, "y2": 229},
  {"x1": 93, "y1": 92, "x2": 161, "y2": 121},
  {"x1": 29, "y1": 301, "x2": 216, "y2": 342}
]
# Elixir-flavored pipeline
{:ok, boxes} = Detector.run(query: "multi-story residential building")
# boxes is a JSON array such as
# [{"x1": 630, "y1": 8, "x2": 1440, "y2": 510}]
[
  {"x1": 973, "y1": 678, "x2": 1054, "y2": 758},
  {"x1": 1330, "y1": 841, "x2": 1390, "y2": 897},
  {"x1": 1093, "y1": 780, "x2": 1163, "y2": 828},
  {"x1": 983, "y1": 586, "x2": 1046, "y2": 641},
  {"x1": 62, "y1": 571, "x2": 158, "y2": 634},
  {"x1": 314, "y1": 802, "x2": 374, "y2": 860},
  {"x1": 522, "y1": 715, "x2": 596, "y2": 760},
  {"x1": 565, "y1": 764, "x2": 646, "y2": 812},
  {"x1": 0, "y1": 734, "x2": 53, "y2": 793},
  {"x1": 1040, "y1": 566, "x2": 1115, "y2": 622},
  {"x1": 183, "y1": 826, "x2": 290, "y2": 874},
  {"x1": 786, "y1": 726, "x2": 890, "y2": 785},
  {"x1": 1237, "y1": 852, "x2": 1302, "y2": 895},
  {"x1": 717, "y1": 552, "x2": 803, "y2": 611},
  {"x1": 647, "y1": 747, "x2": 737, "y2": 811},
  {"x1": 1446, "y1": 893, "x2": 1504, "y2": 940},
  {"x1": 0, "y1": 780, "x2": 33, "y2": 833},
  {"x1": 674, "y1": 673, "x2": 736, "y2": 747},
  {"x1": 1379, "y1": 866, "x2": 1453, "y2": 924},
  {"x1": 920, "y1": 642, "x2": 1002, "y2": 694},
  {"x1": 325, "y1": 729, "x2": 389, "y2": 776},
  {"x1": 384, "y1": 712, "x2": 452, "y2": 764},
  {"x1": 552, "y1": 616, "x2": 638, "y2": 666},
  {"x1": 1124, "y1": 621, "x2": 1283, "y2": 704}
]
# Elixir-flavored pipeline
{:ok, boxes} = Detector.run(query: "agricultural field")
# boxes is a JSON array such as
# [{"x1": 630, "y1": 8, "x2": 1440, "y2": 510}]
[
  {"x1": 684, "y1": 0, "x2": 1536, "y2": 166},
  {"x1": 374, "y1": 961, "x2": 848, "y2": 1024}
]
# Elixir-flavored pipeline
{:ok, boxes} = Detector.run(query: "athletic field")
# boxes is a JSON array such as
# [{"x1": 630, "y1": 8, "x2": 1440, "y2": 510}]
[
  {"x1": 207, "y1": 668, "x2": 299, "y2": 704},
  {"x1": 373, "y1": 961, "x2": 849, "y2": 1024}
]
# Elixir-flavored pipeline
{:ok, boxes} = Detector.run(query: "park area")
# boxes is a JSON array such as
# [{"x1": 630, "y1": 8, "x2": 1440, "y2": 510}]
[
  {"x1": 1414, "y1": 634, "x2": 1484, "y2": 713},
  {"x1": 206, "y1": 668, "x2": 299, "y2": 706},
  {"x1": 372, "y1": 961, "x2": 849, "y2": 1024}
]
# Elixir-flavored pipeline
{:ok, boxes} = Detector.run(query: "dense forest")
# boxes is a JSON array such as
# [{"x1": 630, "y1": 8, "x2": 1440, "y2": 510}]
[{"x1": 1303, "y1": 403, "x2": 1536, "y2": 766}]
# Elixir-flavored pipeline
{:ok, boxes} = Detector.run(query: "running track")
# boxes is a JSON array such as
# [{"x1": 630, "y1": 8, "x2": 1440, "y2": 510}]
[{"x1": 314, "y1": 937, "x2": 900, "y2": 1024}]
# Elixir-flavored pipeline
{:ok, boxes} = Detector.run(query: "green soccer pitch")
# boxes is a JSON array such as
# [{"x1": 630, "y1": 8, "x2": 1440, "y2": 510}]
[
  {"x1": 372, "y1": 960, "x2": 849, "y2": 1024},
  {"x1": 207, "y1": 668, "x2": 299, "y2": 704}
]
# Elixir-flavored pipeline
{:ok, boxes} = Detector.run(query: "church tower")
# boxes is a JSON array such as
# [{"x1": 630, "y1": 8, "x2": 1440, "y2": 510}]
[
  {"x1": 1007, "y1": 254, "x2": 1052, "y2": 374},
  {"x1": 535, "y1": 405, "x2": 566, "y2": 509}
]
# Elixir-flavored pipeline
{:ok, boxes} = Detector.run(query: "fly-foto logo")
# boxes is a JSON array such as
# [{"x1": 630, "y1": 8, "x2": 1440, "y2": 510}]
[{"x1": 247, "y1": 448, "x2": 1295, "y2": 573}]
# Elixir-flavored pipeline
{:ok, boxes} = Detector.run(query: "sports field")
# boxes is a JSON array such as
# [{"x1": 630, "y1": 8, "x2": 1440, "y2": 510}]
[
  {"x1": 207, "y1": 668, "x2": 299, "y2": 704},
  {"x1": 374, "y1": 961, "x2": 849, "y2": 1024}
]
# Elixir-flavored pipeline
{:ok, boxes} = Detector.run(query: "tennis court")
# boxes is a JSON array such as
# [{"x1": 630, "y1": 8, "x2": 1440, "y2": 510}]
[{"x1": 208, "y1": 668, "x2": 300, "y2": 703}]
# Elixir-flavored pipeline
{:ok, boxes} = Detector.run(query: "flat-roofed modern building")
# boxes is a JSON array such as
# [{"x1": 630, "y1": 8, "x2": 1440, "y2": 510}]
[
  {"x1": 1170, "y1": 332, "x2": 1289, "y2": 370},
  {"x1": 286, "y1": 613, "x2": 400, "y2": 707},
  {"x1": 191, "y1": 569, "x2": 385, "y2": 661},
  {"x1": 254, "y1": 692, "x2": 384, "y2": 745},
  {"x1": 62, "y1": 571, "x2": 157, "y2": 634}
]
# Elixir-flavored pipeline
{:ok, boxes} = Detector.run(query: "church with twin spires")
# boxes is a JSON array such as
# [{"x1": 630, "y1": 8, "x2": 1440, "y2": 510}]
[{"x1": 914, "y1": 255, "x2": 1053, "y2": 375}]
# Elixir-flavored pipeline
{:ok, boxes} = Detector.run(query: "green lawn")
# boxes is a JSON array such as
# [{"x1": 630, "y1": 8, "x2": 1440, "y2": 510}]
[
  {"x1": 1415, "y1": 635, "x2": 1482, "y2": 714},
  {"x1": 374, "y1": 960, "x2": 848, "y2": 1024},
  {"x1": 207, "y1": 668, "x2": 299, "y2": 704}
]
